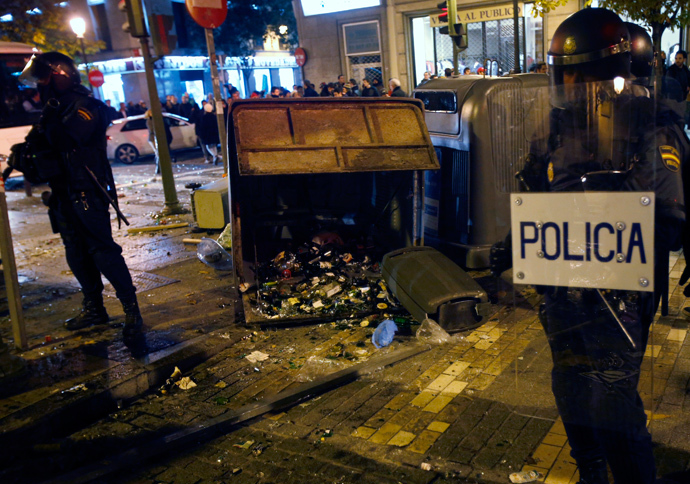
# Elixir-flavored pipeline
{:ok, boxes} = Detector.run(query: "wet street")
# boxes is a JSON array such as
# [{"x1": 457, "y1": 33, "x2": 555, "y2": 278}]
[{"x1": 1, "y1": 153, "x2": 690, "y2": 484}]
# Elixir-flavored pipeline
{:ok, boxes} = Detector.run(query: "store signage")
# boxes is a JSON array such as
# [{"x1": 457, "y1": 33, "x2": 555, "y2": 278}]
[
  {"x1": 88, "y1": 69, "x2": 105, "y2": 87},
  {"x1": 301, "y1": 0, "x2": 380, "y2": 17},
  {"x1": 430, "y1": 2, "x2": 524, "y2": 27},
  {"x1": 294, "y1": 48, "x2": 307, "y2": 67},
  {"x1": 510, "y1": 192, "x2": 655, "y2": 292}
]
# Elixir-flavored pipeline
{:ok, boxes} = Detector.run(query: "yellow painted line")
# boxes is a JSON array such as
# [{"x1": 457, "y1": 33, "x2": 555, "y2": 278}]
[
  {"x1": 542, "y1": 433, "x2": 568, "y2": 447},
  {"x1": 644, "y1": 345, "x2": 662, "y2": 358},
  {"x1": 426, "y1": 374, "x2": 456, "y2": 392},
  {"x1": 387, "y1": 430, "x2": 417, "y2": 447},
  {"x1": 369, "y1": 422, "x2": 402, "y2": 444},
  {"x1": 422, "y1": 395, "x2": 453, "y2": 414},
  {"x1": 410, "y1": 391, "x2": 436, "y2": 408},
  {"x1": 427, "y1": 421, "x2": 450, "y2": 433},
  {"x1": 352, "y1": 426, "x2": 376, "y2": 439},
  {"x1": 667, "y1": 328, "x2": 687, "y2": 342},
  {"x1": 384, "y1": 392, "x2": 414, "y2": 411},
  {"x1": 443, "y1": 361, "x2": 470, "y2": 376},
  {"x1": 441, "y1": 380, "x2": 468, "y2": 396},
  {"x1": 532, "y1": 443, "x2": 562, "y2": 469},
  {"x1": 407, "y1": 429, "x2": 441, "y2": 453}
]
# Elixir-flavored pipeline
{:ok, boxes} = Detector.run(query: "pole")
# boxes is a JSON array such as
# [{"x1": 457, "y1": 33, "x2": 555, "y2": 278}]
[
  {"x1": 0, "y1": 178, "x2": 28, "y2": 351},
  {"x1": 205, "y1": 28, "x2": 229, "y2": 174},
  {"x1": 80, "y1": 37, "x2": 92, "y2": 93},
  {"x1": 512, "y1": 0, "x2": 521, "y2": 73},
  {"x1": 139, "y1": 39, "x2": 185, "y2": 215}
]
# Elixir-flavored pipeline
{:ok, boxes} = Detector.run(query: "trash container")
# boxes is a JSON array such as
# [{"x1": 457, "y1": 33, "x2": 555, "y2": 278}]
[{"x1": 227, "y1": 98, "x2": 440, "y2": 326}]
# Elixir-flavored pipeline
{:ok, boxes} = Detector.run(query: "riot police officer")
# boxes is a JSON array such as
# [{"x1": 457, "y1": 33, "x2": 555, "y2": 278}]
[
  {"x1": 17, "y1": 52, "x2": 143, "y2": 340},
  {"x1": 495, "y1": 8, "x2": 687, "y2": 484}
]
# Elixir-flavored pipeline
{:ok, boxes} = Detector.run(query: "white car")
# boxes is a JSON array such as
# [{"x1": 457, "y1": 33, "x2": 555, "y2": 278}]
[{"x1": 106, "y1": 113, "x2": 198, "y2": 164}]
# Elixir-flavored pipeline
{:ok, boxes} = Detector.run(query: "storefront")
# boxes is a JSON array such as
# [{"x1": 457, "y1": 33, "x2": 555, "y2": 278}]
[
  {"x1": 294, "y1": 0, "x2": 575, "y2": 94},
  {"x1": 294, "y1": 0, "x2": 687, "y2": 94},
  {"x1": 84, "y1": 54, "x2": 300, "y2": 109}
]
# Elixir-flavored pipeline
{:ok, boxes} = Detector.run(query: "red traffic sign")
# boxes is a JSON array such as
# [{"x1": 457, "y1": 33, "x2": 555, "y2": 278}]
[
  {"x1": 185, "y1": 0, "x2": 227, "y2": 29},
  {"x1": 88, "y1": 69, "x2": 105, "y2": 88},
  {"x1": 294, "y1": 47, "x2": 307, "y2": 67}
]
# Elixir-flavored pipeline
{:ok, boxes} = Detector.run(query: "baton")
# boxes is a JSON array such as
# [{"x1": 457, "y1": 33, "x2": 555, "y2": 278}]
[{"x1": 83, "y1": 165, "x2": 130, "y2": 226}]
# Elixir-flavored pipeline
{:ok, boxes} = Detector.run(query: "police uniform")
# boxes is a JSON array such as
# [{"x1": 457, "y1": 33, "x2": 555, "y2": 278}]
[
  {"x1": 43, "y1": 88, "x2": 138, "y2": 310},
  {"x1": 532, "y1": 9, "x2": 685, "y2": 484},
  {"x1": 18, "y1": 52, "x2": 143, "y2": 337}
]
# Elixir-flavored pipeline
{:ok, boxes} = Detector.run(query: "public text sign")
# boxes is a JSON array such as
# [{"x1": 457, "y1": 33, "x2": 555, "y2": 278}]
[{"x1": 511, "y1": 192, "x2": 655, "y2": 292}]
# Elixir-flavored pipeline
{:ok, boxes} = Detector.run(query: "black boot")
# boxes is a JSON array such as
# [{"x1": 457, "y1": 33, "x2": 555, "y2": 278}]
[
  {"x1": 65, "y1": 300, "x2": 109, "y2": 330},
  {"x1": 122, "y1": 300, "x2": 143, "y2": 338},
  {"x1": 577, "y1": 460, "x2": 609, "y2": 484}
]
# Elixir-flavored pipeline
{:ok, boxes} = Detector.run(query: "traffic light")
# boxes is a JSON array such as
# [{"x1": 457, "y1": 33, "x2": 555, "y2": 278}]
[
  {"x1": 119, "y1": 0, "x2": 148, "y2": 38},
  {"x1": 437, "y1": 0, "x2": 467, "y2": 51}
]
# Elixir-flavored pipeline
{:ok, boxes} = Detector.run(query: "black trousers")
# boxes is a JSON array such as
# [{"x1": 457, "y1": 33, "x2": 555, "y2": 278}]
[
  {"x1": 50, "y1": 189, "x2": 136, "y2": 306},
  {"x1": 542, "y1": 288, "x2": 655, "y2": 484}
]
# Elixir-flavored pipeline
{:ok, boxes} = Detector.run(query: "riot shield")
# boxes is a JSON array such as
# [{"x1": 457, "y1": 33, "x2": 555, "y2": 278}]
[{"x1": 477, "y1": 76, "x2": 686, "y2": 482}]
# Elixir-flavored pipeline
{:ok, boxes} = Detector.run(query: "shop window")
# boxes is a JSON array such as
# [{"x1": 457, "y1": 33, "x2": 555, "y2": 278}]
[{"x1": 343, "y1": 20, "x2": 383, "y2": 86}]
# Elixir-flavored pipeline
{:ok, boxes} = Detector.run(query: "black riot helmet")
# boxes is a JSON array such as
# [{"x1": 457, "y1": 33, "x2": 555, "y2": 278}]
[
  {"x1": 548, "y1": 8, "x2": 631, "y2": 85},
  {"x1": 19, "y1": 52, "x2": 82, "y2": 99},
  {"x1": 624, "y1": 22, "x2": 654, "y2": 78}
]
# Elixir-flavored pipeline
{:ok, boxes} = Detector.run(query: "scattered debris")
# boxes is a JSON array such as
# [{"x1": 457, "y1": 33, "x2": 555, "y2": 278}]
[
  {"x1": 416, "y1": 318, "x2": 453, "y2": 345},
  {"x1": 176, "y1": 377, "x2": 197, "y2": 390},
  {"x1": 420, "y1": 462, "x2": 432, "y2": 471},
  {"x1": 509, "y1": 470, "x2": 542, "y2": 483},
  {"x1": 61, "y1": 383, "x2": 88, "y2": 394},
  {"x1": 215, "y1": 381, "x2": 228, "y2": 389},
  {"x1": 182, "y1": 238, "x2": 201, "y2": 244},
  {"x1": 127, "y1": 222, "x2": 189, "y2": 233},
  {"x1": 372, "y1": 319, "x2": 398, "y2": 348},
  {"x1": 245, "y1": 351, "x2": 270, "y2": 363},
  {"x1": 234, "y1": 440, "x2": 254, "y2": 449}
]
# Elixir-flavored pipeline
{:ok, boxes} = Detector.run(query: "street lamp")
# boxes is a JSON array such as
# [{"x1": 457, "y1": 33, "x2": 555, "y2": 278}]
[
  {"x1": 279, "y1": 25, "x2": 288, "y2": 35},
  {"x1": 70, "y1": 17, "x2": 91, "y2": 90}
]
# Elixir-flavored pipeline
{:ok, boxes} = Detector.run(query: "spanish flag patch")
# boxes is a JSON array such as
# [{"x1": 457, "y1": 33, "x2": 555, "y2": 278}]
[
  {"x1": 77, "y1": 108, "x2": 93, "y2": 121},
  {"x1": 659, "y1": 145, "x2": 680, "y2": 172}
]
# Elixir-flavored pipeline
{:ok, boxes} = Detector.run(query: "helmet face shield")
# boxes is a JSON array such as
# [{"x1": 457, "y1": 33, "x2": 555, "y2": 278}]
[{"x1": 18, "y1": 54, "x2": 53, "y2": 88}]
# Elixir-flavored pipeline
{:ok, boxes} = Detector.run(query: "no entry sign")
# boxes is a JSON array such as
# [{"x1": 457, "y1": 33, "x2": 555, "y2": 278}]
[
  {"x1": 294, "y1": 47, "x2": 307, "y2": 67},
  {"x1": 185, "y1": 0, "x2": 228, "y2": 29},
  {"x1": 88, "y1": 69, "x2": 105, "y2": 88}
]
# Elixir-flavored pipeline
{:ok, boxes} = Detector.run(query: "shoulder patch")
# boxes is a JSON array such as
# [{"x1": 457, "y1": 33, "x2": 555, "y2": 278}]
[
  {"x1": 659, "y1": 145, "x2": 680, "y2": 172},
  {"x1": 77, "y1": 108, "x2": 93, "y2": 121}
]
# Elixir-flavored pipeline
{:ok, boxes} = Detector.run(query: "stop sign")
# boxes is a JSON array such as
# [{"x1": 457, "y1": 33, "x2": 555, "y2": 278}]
[
  {"x1": 294, "y1": 48, "x2": 307, "y2": 67},
  {"x1": 88, "y1": 69, "x2": 104, "y2": 88},
  {"x1": 185, "y1": 0, "x2": 227, "y2": 29}
]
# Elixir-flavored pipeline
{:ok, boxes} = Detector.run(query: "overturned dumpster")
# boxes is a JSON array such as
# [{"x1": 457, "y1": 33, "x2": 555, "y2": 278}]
[
  {"x1": 226, "y1": 98, "x2": 487, "y2": 328},
  {"x1": 414, "y1": 74, "x2": 550, "y2": 268}
]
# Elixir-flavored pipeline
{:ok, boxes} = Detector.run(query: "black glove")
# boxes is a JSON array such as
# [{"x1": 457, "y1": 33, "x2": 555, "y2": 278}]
[
  {"x1": 2, "y1": 166, "x2": 12, "y2": 182},
  {"x1": 490, "y1": 232, "x2": 512, "y2": 277}
]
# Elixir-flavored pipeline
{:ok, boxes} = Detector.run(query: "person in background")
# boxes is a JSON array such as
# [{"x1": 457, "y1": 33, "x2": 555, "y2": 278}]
[
  {"x1": 178, "y1": 93, "x2": 197, "y2": 120},
  {"x1": 270, "y1": 86, "x2": 282, "y2": 98},
  {"x1": 360, "y1": 79, "x2": 380, "y2": 97},
  {"x1": 104, "y1": 100, "x2": 119, "y2": 123},
  {"x1": 388, "y1": 78, "x2": 407, "y2": 97},
  {"x1": 303, "y1": 80, "x2": 319, "y2": 97},
  {"x1": 666, "y1": 50, "x2": 690, "y2": 128},
  {"x1": 348, "y1": 78, "x2": 360, "y2": 96},
  {"x1": 463, "y1": 67, "x2": 471, "y2": 75},
  {"x1": 199, "y1": 102, "x2": 221, "y2": 165},
  {"x1": 536, "y1": 61, "x2": 548, "y2": 74},
  {"x1": 418, "y1": 71, "x2": 431, "y2": 86},
  {"x1": 22, "y1": 89, "x2": 42, "y2": 113},
  {"x1": 444, "y1": 67, "x2": 453, "y2": 78}
]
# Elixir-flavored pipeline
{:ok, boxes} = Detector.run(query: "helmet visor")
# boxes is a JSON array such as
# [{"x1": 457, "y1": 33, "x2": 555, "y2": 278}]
[{"x1": 18, "y1": 54, "x2": 53, "y2": 88}]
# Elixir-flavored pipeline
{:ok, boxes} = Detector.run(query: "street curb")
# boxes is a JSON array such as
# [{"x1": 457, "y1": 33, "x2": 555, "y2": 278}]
[{"x1": 0, "y1": 327, "x2": 245, "y2": 449}]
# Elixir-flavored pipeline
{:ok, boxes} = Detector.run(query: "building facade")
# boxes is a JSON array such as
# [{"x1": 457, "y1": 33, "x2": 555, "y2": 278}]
[
  {"x1": 292, "y1": 0, "x2": 688, "y2": 93},
  {"x1": 66, "y1": 0, "x2": 300, "y2": 106}
]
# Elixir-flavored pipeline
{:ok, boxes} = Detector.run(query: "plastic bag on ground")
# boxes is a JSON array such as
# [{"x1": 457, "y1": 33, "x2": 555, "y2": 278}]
[
  {"x1": 295, "y1": 356, "x2": 347, "y2": 382},
  {"x1": 372, "y1": 319, "x2": 398, "y2": 348},
  {"x1": 416, "y1": 318, "x2": 452, "y2": 344},
  {"x1": 197, "y1": 238, "x2": 233, "y2": 271},
  {"x1": 217, "y1": 223, "x2": 232, "y2": 250}
]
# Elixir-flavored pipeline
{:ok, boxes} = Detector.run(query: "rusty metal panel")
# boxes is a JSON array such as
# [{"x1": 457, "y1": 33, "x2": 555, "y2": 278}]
[{"x1": 230, "y1": 98, "x2": 439, "y2": 175}]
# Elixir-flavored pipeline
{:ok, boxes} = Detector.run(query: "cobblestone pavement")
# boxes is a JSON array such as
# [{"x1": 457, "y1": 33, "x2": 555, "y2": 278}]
[{"x1": 2, "y1": 156, "x2": 690, "y2": 483}]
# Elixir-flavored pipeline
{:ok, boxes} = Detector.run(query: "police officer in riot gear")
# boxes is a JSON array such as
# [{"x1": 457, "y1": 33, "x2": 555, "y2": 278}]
[
  {"x1": 17, "y1": 52, "x2": 144, "y2": 340},
  {"x1": 493, "y1": 8, "x2": 687, "y2": 484}
]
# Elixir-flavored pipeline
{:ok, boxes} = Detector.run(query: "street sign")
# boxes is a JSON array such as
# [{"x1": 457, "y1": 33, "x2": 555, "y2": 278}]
[
  {"x1": 294, "y1": 47, "x2": 307, "y2": 67},
  {"x1": 185, "y1": 0, "x2": 227, "y2": 29},
  {"x1": 88, "y1": 69, "x2": 105, "y2": 88},
  {"x1": 511, "y1": 192, "x2": 655, "y2": 292}
]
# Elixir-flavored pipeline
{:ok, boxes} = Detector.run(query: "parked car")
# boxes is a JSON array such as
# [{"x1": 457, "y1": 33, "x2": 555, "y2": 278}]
[{"x1": 106, "y1": 113, "x2": 198, "y2": 164}]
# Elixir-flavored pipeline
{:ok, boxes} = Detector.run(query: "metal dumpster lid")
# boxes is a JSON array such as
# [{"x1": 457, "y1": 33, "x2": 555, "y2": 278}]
[{"x1": 229, "y1": 98, "x2": 440, "y2": 175}]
